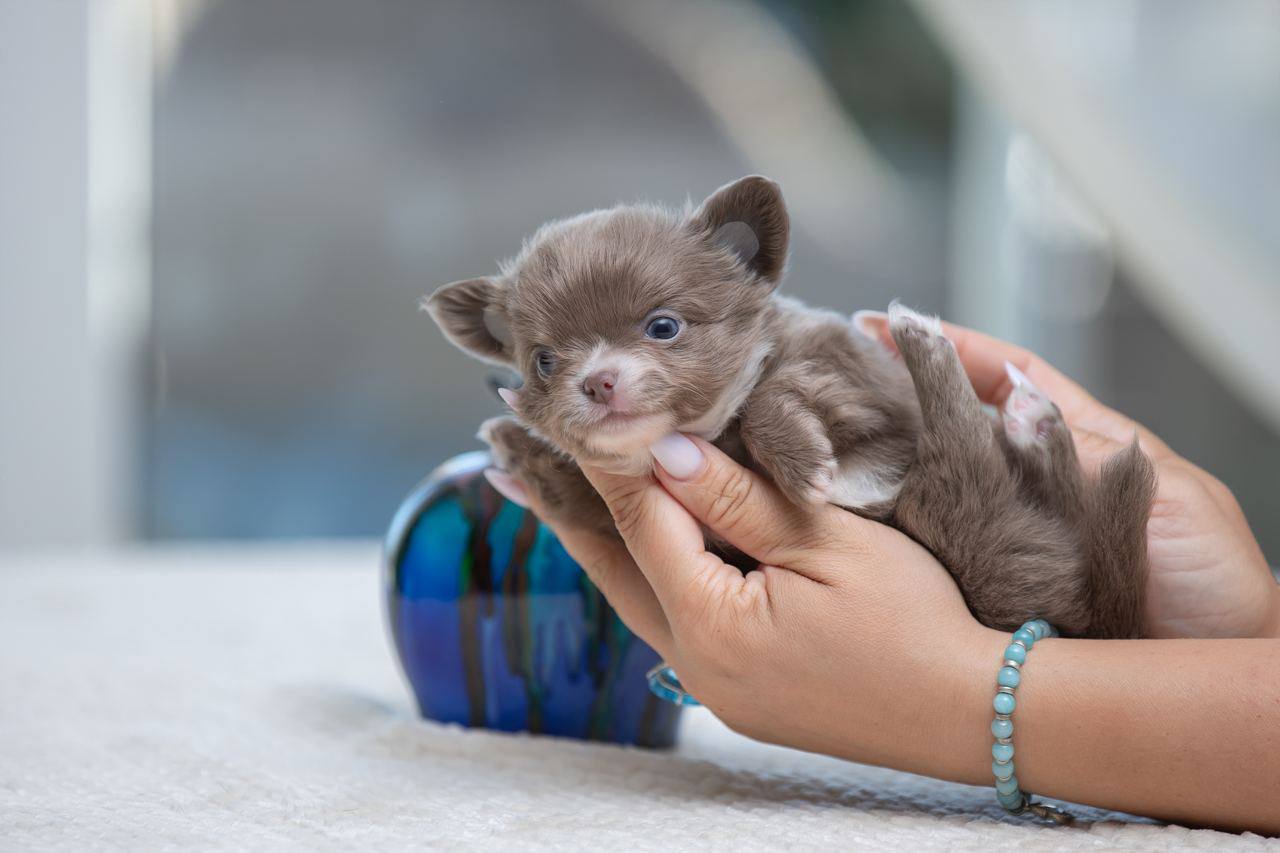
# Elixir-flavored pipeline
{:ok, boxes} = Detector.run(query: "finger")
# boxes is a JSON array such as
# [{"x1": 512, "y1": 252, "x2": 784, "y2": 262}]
[
  {"x1": 645, "y1": 433, "x2": 850, "y2": 579},
  {"x1": 1067, "y1": 426, "x2": 1127, "y2": 476},
  {"x1": 487, "y1": 469, "x2": 674, "y2": 657},
  {"x1": 577, "y1": 460, "x2": 750, "y2": 621}
]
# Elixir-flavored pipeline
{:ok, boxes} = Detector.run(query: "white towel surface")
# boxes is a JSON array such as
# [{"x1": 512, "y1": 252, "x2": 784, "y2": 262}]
[{"x1": 0, "y1": 545, "x2": 1271, "y2": 851}]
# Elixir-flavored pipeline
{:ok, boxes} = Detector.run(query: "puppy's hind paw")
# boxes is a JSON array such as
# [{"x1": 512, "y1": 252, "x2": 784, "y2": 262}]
[
  {"x1": 1001, "y1": 362, "x2": 1062, "y2": 449},
  {"x1": 887, "y1": 301, "x2": 944, "y2": 339},
  {"x1": 887, "y1": 302, "x2": 955, "y2": 373}
]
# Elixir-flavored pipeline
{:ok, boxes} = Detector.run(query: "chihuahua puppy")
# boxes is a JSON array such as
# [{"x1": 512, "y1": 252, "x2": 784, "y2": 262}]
[{"x1": 426, "y1": 176, "x2": 1154, "y2": 638}]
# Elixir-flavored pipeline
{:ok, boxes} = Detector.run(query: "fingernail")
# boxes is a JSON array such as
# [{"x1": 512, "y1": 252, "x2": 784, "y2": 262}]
[
  {"x1": 1004, "y1": 361, "x2": 1032, "y2": 389},
  {"x1": 852, "y1": 309, "x2": 888, "y2": 338},
  {"x1": 484, "y1": 467, "x2": 530, "y2": 508},
  {"x1": 649, "y1": 433, "x2": 703, "y2": 480},
  {"x1": 497, "y1": 387, "x2": 520, "y2": 409}
]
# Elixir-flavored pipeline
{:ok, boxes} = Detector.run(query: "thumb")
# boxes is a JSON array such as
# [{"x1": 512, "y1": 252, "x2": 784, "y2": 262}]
[
  {"x1": 577, "y1": 459, "x2": 752, "y2": 626},
  {"x1": 647, "y1": 433, "x2": 844, "y2": 577}
]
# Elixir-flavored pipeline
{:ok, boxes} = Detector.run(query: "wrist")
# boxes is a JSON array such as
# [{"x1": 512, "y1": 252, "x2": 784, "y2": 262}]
[{"x1": 901, "y1": 624, "x2": 1008, "y2": 786}]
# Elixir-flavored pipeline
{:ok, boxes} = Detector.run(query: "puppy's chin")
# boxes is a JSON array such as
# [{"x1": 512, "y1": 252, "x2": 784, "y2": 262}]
[{"x1": 567, "y1": 412, "x2": 675, "y2": 473}]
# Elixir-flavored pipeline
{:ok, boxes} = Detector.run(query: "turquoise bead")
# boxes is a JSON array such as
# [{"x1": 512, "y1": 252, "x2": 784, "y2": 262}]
[
  {"x1": 1023, "y1": 621, "x2": 1043, "y2": 640},
  {"x1": 993, "y1": 692, "x2": 1016, "y2": 715},
  {"x1": 998, "y1": 790, "x2": 1025, "y2": 810},
  {"x1": 1012, "y1": 628, "x2": 1036, "y2": 647},
  {"x1": 995, "y1": 775, "x2": 1020, "y2": 795},
  {"x1": 991, "y1": 717, "x2": 1013, "y2": 739},
  {"x1": 992, "y1": 742, "x2": 1015, "y2": 762},
  {"x1": 1004, "y1": 644, "x2": 1026, "y2": 664},
  {"x1": 997, "y1": 666, "x2": 1021, "y2": 689},
  {"x1": 1033, "y1": 619, "x2": 1051, "y2": 638},
  {"x1": 992, "y1": 759, "x2": 1015, "y2": 780}
]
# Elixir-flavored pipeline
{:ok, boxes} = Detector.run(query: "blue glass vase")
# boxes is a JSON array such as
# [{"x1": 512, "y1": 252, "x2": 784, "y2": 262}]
[{"x1": 383, "y1": 451, "x2": 681, "y2": 747}]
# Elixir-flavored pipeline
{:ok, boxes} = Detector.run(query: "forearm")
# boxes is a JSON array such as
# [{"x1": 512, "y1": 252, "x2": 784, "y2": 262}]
[{"x1": 930, "y1": 629, "x2": 1280, "y2": 832}]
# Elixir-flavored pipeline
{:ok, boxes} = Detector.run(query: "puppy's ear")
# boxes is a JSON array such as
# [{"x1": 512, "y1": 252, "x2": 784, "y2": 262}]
[
  {"x1": 423, "y1": 276, "x2": 514, "y2": 366},
  {"x1": 689, "y1": 175, "x2": 790, "y2": 284}
]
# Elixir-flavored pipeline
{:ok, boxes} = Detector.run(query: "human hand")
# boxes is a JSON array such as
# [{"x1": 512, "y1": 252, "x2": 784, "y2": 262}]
[
  {"x1": 489, "y1": 434, "x2": 1000, "y2": 780},
  {"x1": 855, "y1": 313, "x2": 1279, "y2": 639}
]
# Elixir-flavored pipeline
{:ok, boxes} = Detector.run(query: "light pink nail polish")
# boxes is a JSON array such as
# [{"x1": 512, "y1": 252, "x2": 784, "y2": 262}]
[
  {"x1": 484, "y1": 468, "x2": 530, "y2": 508},
  {"x1": 497, "y1": 387, "x2": 520, "y2": 409},
  {"x1": 1004, "y1": 361, "x2": 1033, "y2": 389},
  {"x1": 649, "y1": 433, "x2": 704, "y2": 480}
]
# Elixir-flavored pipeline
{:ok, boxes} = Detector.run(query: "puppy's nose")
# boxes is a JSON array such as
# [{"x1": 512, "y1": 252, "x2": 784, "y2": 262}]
[{"x1": 582, "y1": 370, "x2": 617, "y2": 404}]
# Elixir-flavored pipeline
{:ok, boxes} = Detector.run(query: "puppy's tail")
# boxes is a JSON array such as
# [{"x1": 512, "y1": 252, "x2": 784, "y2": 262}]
[{"x1": 1084, "y1": 439, "x2": 1156, "y2": 638}]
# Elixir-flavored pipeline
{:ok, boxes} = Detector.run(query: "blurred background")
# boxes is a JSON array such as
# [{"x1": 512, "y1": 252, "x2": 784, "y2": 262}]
[{"x1": 1, "y1": 0, "x2": 1277, "y2": 558}]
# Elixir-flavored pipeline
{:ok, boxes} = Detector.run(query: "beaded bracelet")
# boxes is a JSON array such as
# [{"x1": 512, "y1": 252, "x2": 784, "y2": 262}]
[{"x1": 990, "y1": 618, "x2": 1073, "y2": 824}]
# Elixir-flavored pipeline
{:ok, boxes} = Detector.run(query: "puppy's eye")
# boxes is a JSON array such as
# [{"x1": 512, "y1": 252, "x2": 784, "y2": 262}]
[
  {"x1": 644, "y1": 315, "x2": 681, "y2": 341},
  {"x1": 534, "y1": 348, "x2": 557, "y2": 378}
]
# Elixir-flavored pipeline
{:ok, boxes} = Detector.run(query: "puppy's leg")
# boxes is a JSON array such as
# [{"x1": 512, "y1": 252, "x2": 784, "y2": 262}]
[
  {"x1": 478, "y1": 416, "x2": 617, "y2": 538},
  {"x1": 886, "y1": 303, "x2": 991, "y2": 447},
  {"x1": 885, "y1": 303, "x2": 1006, "y2": 518},
  {"x1": 739, "y1": 389, "x2": 837, "y2": 505},
  {"x1": 998, "y1": 363, "x2": 1087, "y2": 521}
]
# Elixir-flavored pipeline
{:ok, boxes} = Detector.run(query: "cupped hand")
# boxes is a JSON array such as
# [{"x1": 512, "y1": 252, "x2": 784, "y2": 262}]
[
  {"x1": 855, "y1": 314, "x2": 1279, "y2": 639},
  {"x1": 514, "y1": 435, "x2": 999, "y2": 780}
]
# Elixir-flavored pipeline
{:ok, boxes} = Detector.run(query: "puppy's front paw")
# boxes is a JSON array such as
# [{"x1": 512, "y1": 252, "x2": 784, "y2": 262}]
[
  {"x1": 477, "y1": 415, "x2": 533, "y2": 472},
  {"x1": 802, "y1": 456, "x2": 839, "y2": 504},
  {"x1": 766, "y1": 439, "x2": 838, "y2": 507},
  {"x1": 477, "y1": 416, "x2": 614, "y2": 535},
  {"x1": 477, "y1": 416, "x2": 566, "y2": 497}
]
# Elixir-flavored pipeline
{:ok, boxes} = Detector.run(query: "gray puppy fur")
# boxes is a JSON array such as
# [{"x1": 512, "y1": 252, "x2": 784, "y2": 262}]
[{"x1": 426, "y1": 176, "x2": 1155, "y2": 639}]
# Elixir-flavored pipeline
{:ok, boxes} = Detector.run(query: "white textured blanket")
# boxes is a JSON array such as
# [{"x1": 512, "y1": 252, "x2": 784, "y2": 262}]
[{"x1": 0, "y1": 545, "x2": 1270, "y2": 851}]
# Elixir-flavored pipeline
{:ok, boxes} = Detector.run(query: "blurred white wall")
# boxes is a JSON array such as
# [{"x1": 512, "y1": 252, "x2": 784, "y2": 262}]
[
  {"x1": 0, "y1": 0, "x2": 95, "y2": 547},
  {"x1": 0, "y1": 0, "x2": 148, "y2": 549}
]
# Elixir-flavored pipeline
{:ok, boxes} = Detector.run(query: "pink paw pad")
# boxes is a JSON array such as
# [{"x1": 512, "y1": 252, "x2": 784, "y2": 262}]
[{"x1": 1002, "y1": 362, "x2": 1058, "y2": 449}]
